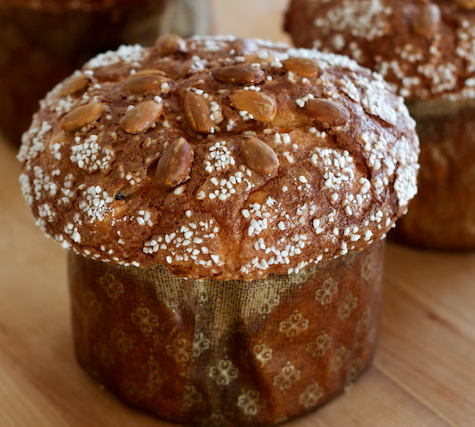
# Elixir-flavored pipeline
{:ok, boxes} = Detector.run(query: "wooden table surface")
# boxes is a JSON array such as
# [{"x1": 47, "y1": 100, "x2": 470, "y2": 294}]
[{"x1": 1, "y1": 1, "x2": 475, "y2": 426}]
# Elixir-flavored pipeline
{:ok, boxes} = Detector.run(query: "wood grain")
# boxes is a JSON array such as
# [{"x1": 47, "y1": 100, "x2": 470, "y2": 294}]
[
  {"x1": 1, "y1": 0, "x2": 475, "y2": 425},
  {"x1": 377, "y1": 246, "x2": 475, "y2": 427}
]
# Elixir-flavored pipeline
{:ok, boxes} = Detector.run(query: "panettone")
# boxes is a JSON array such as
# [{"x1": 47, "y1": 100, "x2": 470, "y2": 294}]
[
  {"x1": 0, "y1": 0, "x2": 169, "y2": 145},
  {"x1": 18, "y1": 34, "x2": 419, "y2": 279},
  {"x1": 19, "y1": 35, "x2": 419, "y2": 424},
  {"x1": 284, "y1": 0, "x2": 475, "y2": 249}
]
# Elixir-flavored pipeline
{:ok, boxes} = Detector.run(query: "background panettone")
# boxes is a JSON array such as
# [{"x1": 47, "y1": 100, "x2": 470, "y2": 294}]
[
  {"x1": 284, "y1": 0, "x2": 475, "y2": 101},
  {"x1": 389, "y1": 98, "x2": 475, "y2": 249},
  {"x1": 0, "y1": 0, "x2": 170, "y2": 145},
  {"x1": 1, "y1": 0, "x2": 169, "y2": 11},
  {"x1": 1, "y1": 0, "x2": 166, "y2": 12},
  {"x1": 285, "y1": 0, "x2": 475, "y2": 249}
]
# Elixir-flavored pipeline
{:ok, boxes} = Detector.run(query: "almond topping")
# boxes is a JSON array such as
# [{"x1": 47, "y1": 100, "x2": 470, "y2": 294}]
[
  {"x1": 282, "y1": 58, "x2": 321, "y2": 78},
  {"x1": 212, "y1": 65, "x2": 265, "y2": 85},
  {"x1": 134, "y1": 69, "x2": 168, "y2": 77},
  {"x1": 184, "y1": 91, "x2": 214, "y2": 134},
  {"x1": 455, "y1": 0, "x2": 475, "y2": 9},
  {"x1": 244, "y1": 53, "x2": 278, "y2": 65},
  {"x1": 156, "y1": 34, "x2": 187, "y2": 55},
  {"x1": 412, "y1": 3, "x2": 441, "y2": 38},
  {"x1": 241, "y1": 136, "x2": 279, "y2": 175},
  {"x1": 307, "y1": 98, "x2": 350, "y2": 126},
  {"x1": 123, "y1": 75, "x2": 171, "y2": 94},
  {"x1": 230, "y1": 38, "x2": 258, "y2": 55},
  {"x1": 114, "y1": 184, "x2": 136, "y2": 201},
  {"x1": 120, "y1": 100, "x2": 163, "y2": 134},
  {"x1": 59, "y1": 75, "x2": 91, "y2": 97},
  {"x1": 156, "y1": 137, "x2": 193, "y2": 188},
  {"x1": 61, "y1": 103, "x2": 106, "y2": 131},
  {"x1": 230, "y1": 90, "x2": 277, "y2": 122}
]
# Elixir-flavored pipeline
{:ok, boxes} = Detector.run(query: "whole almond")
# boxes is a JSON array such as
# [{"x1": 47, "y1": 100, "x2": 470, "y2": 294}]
[
  {"x1": 307, "y1": 98, "x2": 350, "y2": 126},
  {"x1": 120, "y1": 101, "x2": 163, "y2": 134},
  {"x1": 230, "y1": 38, "x2": 258, "y2": 55},
  {"x1": 282, "y1": 58, "x2": 321, "y2": 78},
  {"x1": 244, "y1": 53, "x2": 278, "y2": 66},
  {"x1": 455, "y1": 0, "x2": 475, "y2": 9},
  {"x1": 156, "y1": 138, "x2": 193, "y2": 187},
  {"x1": 230, "y1": 90, "x2": 277, "y2": 122},
  {"x1": 123, "y1": 75, "x2": 171, "y2": 94},
  {"x1": 156, "y1": 34, "x2": 187, "y2": 55},
  {"x1": 135, "y1": 69, "x2": 168, "y2": 77},
  {"x1": 184, "y1": 91, "x2": 214, "y2": 134},
  {"x1": 61, "y1": 103, "x2": 107, "y2": 131},
  {"x1": 412, "y1": 3, "x2": 441, "y2": 38},
  {"x1": 211, "y1": 65, "x2": 265, "y2": 85},
  {"x1": 114, "y1": 184, "x2": 136, "y2": 201},
  {"x1": 241, "y1": 136, "x2": 279, "y2": 175},
  {"x1": 60, "y1": 75, "x2": 91, "y2": 97}
]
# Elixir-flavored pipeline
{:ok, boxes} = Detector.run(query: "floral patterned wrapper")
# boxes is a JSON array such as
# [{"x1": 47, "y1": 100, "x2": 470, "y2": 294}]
[{"x1": 69, "y1": 240, "x2": 384, "y2": 426}]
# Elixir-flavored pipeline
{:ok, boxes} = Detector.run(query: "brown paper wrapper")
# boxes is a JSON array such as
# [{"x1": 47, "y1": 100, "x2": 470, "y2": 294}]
[
  {"x1": 69, "y1": 241, "x2": 384, "y2": 426},
  {"x1": 390, "y1": 99, "x2": 475, "y2": 250}
]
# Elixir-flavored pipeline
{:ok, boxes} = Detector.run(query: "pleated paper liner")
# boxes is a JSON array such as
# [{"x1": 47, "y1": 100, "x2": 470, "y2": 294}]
[
  {"x1": 389, "y1": 98, "x2": 475, "y2": 250},
  {"x1": 69, "y1": 240, "x2": 384, "y2": 426}
]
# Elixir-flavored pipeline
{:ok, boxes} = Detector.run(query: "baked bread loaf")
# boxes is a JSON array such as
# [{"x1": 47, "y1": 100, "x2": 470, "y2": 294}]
[
  {"x1": 19, "y1": 35, "x2": 419, "y2": 424},
  {"x1": 0, "y1": 0, "x2": 169, "y2": 145},
  {"x1": 18, "y1": 35, "x2": 419, "y2": 280},
  {"x1": 285, "y1": 0, "x2": 475, "y2": 249}
]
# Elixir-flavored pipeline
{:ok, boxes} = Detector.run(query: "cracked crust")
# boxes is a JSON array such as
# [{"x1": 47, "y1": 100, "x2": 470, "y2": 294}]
[{"x1": 18, "y1": 35, "x2": 419, "y2": 280}]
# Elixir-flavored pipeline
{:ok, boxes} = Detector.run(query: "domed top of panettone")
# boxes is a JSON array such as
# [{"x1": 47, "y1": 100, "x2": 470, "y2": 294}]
[{"x1": 18, "y1": 35, "x2": 419, "y2": 280}]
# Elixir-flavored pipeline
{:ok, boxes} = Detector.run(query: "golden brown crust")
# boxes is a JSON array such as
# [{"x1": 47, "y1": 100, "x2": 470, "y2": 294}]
[
  {"x1": 284, "y1": 0, "x2": 475, "y2": 100},
  {"x1": 18, "y1": 35, "x2": 419, "y2": 280}
]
